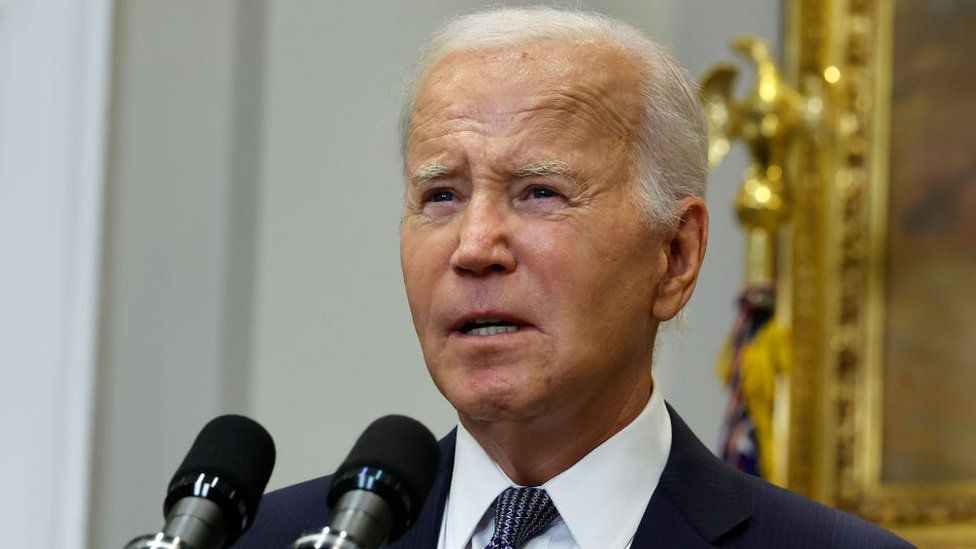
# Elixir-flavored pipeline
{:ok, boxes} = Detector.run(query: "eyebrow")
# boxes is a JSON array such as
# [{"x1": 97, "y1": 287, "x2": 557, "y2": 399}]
[
  {"x1": 409, "y1": 159, "x2": 581, "y2": 188},
  {"x1": 515, "y1": 160, "x2": 579, "y2": 186},
  {"x1": 410, "y1": 163, "x2": 452, "y2": 187}
]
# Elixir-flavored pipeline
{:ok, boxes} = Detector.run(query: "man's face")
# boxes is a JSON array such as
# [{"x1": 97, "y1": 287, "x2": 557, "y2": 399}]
[{"x1": 400, "y1": 41, "x2": 669, "y2": 423}]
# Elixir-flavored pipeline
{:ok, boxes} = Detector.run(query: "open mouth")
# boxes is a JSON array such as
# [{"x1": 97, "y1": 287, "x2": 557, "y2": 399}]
[{"x1": 458, "y1": 318, "x2": 522, "y2": 336}]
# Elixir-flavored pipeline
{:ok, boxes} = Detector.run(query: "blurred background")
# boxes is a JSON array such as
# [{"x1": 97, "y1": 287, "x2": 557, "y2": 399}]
[{"x1": 5, "y1": 0, "x2": 827, "y2": 547}]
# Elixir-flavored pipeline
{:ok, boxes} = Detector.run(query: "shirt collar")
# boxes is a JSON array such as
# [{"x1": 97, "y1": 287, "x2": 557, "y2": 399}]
[
  {"x1": 442, "y1": 418, "x2": 517, "y2": 549},
  {"x1": 442, "y1": 382, "x2": 672, "y2": 549}
]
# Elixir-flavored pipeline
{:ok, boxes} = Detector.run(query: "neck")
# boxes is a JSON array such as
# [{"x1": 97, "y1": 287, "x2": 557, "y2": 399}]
[{"x1": 459, "y1": 373, "x2": 653, "y2": 487}]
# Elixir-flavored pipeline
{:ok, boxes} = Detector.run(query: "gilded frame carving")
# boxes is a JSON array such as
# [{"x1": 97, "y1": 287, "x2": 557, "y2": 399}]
[{"x1": 782, "y1": 0, "x2": 976, "y2": 546}]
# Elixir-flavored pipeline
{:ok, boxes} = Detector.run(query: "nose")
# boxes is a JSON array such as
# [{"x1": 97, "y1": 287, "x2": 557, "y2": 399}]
[{"x1": 450, "y1": 194, "x2": 517, "y2": 277}]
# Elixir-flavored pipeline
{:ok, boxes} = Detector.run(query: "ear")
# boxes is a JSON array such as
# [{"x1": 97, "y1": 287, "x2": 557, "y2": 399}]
[{"x1": 651, "y1": 197, "x2": 709, "y2": 321}]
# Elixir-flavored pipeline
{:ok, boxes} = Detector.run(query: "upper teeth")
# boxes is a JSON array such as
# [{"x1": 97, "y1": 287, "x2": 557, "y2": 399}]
[{"x1": 468, "y1": 325, "x2": 518, "y2": 336}]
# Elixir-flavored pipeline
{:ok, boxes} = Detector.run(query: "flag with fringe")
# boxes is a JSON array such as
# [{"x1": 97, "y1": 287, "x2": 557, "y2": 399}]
[{"x1": 717, "y1": 284, "x2": 791, "y2": 479}]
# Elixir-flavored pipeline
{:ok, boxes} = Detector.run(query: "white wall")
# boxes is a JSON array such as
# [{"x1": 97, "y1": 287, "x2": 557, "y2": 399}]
[{"x1": 90, "y1": 0, "x2": 780, "y2": 544}]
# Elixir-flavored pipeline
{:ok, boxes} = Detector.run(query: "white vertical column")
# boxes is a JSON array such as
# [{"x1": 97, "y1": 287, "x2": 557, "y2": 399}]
[{"x1": 0, "y1": 0, "x2": 112, "y2": 546}]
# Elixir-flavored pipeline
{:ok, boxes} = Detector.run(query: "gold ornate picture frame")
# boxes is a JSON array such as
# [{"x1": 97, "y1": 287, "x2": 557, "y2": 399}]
[{"x1": 782, "y1": 1, "x2": 976, "y2": 546}]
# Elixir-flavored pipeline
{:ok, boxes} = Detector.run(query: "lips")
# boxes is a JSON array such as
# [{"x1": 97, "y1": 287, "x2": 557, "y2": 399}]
[{"x1": 448, "y1": 312, "x2": 533, "y2": 336}]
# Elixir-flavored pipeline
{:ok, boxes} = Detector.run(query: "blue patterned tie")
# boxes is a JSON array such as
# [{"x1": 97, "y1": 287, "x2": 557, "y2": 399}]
[{"x1": 485, "y1": 487, "x2": 560, "y2": 549}]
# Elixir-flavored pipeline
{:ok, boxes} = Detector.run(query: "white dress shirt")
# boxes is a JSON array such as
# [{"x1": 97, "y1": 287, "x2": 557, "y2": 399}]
[{"x1": 437, "y1": 382, "x2": 672, "y2": 549}]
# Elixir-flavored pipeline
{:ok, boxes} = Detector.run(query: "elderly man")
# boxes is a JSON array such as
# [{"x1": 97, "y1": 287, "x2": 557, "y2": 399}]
[{"x1": 237, "y1": 7, "x2": 908, "y2": 549}]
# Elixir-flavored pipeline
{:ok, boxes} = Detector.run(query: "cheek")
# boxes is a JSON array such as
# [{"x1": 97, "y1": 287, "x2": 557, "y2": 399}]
[
  {"x1": 401, "y1": 221, "x2": 467, "y2": 344},
  {"x1": 519, "y1": 217, "x2": 657, "y2": 336},
  {"x1": 513, "y1": 223, "x2": 604, "y2": 332},
  {"x1": 513, "y1": 223, "x2": 575, "y2": 288},
  {"x1": 400, "y1": 227, "x2": 444, "y2": 321}
]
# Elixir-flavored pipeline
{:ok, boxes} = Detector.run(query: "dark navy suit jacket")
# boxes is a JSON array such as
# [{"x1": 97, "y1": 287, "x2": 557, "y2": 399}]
[{"x1": 234, "y1": 406, "x2": 912, "y2": 548}]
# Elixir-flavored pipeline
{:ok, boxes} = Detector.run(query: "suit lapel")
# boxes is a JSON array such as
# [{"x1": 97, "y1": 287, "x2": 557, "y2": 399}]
[
  {"x1": 388, "y1": 430, "x2": 457, "y2": 548},
  {"x1": 632, "y1": 405, "x2": 752, "y2": 547}
]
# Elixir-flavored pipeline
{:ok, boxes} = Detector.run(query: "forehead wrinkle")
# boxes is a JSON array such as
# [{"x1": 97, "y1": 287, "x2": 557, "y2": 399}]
[{"x1": 539, "y1": 87, "x2": 639, "y2": 142}]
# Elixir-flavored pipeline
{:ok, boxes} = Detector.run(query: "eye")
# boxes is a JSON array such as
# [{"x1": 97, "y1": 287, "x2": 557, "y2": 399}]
[
  {"x1": 529, "y1": 186, "x2": 559, "y2": 199},
  {"x1": 418, "y1": 187, "x2": 463, "y2": 216},
  {"x1": 516, "y1": 184, "x2": 567, "y2": 214},
  {"x1": 427, "y1": 189, "x2": 456, "y2": 203}
]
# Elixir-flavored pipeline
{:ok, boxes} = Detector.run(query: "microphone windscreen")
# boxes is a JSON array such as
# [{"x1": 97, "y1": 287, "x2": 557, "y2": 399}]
[
  {"x1": 333, "y1": 415, "x2": 440, "y2": 521},
  {"x1": 167, "y1": 414, "x2": 276, "y2": 526}
]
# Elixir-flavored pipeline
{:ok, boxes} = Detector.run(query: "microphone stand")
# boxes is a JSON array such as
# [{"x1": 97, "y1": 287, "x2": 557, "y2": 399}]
[
  {"x1": 291, "y1": 490, "x2": 393, "y2": 549},
  {"x1": 124, "y1": 496, "x2": 225, "y2": 549}
]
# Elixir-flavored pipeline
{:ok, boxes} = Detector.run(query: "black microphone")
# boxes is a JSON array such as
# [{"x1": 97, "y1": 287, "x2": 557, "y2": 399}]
[
  {"x1": 292, "y1": 415, "x2": 441, "y2": 549},
  {"x1": 124, "y1": 414, "x2": 276, "y2": 549}
]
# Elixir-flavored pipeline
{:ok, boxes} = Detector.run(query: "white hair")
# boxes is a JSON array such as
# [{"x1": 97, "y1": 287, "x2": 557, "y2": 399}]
[{"x1": 399, "y1": 6, "x2": 708, "y2": 229}]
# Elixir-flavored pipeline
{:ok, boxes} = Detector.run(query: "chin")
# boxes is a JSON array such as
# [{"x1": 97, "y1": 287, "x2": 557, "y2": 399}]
[
  {"x1": 441, "y1": 375, "x2": 545, "y2": 423},
  {"x1": 425, "y1": 346, "x2": 558, "y2": 421}
]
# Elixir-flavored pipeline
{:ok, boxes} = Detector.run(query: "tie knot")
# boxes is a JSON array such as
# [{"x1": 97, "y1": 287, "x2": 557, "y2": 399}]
[{"x1": 486, "y1": 487, "x2": 559, "y2": 549}]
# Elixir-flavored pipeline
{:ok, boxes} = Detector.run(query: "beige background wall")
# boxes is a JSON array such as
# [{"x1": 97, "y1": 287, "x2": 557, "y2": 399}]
[
  {"x1": 91, "y1": 2, "x2": 779, "y2": 547},
  {"x1": 91, "y1": 2, "x2": 248, "y2": 547}
]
